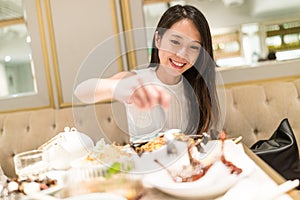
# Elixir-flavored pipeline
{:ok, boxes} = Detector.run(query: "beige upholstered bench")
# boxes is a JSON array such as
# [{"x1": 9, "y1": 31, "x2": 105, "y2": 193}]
[
  {"x1": 223, "y1": 78, "x2": 300, "y2": 151},
  {"x1": 1, "y1": 78, "x2": 300, "y2": 178},
  {"x1": 0, "y1": 102, "x2": 129, "y2": 178}
]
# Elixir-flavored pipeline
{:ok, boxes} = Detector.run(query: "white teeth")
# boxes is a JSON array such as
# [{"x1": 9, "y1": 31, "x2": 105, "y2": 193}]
[{"x1": 172, "y1": 60, "x2": 184, "y2": 67}]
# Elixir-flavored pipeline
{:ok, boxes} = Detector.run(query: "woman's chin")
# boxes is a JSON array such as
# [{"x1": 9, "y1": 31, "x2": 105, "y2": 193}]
[{"x1": 166, "y1": 66, "x2": 184, "y2": 76}]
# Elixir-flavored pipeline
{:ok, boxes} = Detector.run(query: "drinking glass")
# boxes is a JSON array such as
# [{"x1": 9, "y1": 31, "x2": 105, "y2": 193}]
[{"x1": 13, "y1": 150, "x2": 50, "y2": 180}]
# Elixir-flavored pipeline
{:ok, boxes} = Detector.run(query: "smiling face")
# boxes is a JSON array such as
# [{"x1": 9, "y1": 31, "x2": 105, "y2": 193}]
[{"x1": 155, "y1": 19, "x2": 202, "y2": 84}]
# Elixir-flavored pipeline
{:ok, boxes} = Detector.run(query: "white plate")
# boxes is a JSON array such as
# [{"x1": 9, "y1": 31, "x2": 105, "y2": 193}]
[
  {"x1": 39, "y1": 170, "x2": 67, "y2": 195},
  {"x1": 130, "y1": 131, "x2": 164, "y2": 144},
  {"x1": 19, "y1": 170, "x2": 65, "y2": 199},
  {"x1": 131, "y1": 134, "x2": 217, "y2": 173},
  {"x1": 64, "y1": 192, "x2": 126, "y2": 200},
  {"x1": 142, "y1": 140, "x2": 256, "y2": 199},
  {"x1": 131, "y1": 140, "x2": 188, "y2": 173},
  {"x1": 45, "y1": 170, "x2": 66, "y2": 184}
]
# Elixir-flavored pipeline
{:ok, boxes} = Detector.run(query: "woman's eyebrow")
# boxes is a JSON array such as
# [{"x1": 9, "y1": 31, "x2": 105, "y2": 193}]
[
  {"x1": 170, "y1": 33, "x2": 184, "y2": 40},
  {"x1": 170, "y1": 33, "x2": 201, "y2": 44}
]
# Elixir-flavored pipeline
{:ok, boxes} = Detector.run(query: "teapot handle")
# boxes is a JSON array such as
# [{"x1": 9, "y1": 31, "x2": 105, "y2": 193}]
[
  {"x1": 38, "y1": 133, "x2": 63, "y2": 150},
  {"x1": 39, "y1": 127, "x2": 82, "y2": 150},
  {"x1": 38, "y1": 126, "x2": 74, "y2": 150}
]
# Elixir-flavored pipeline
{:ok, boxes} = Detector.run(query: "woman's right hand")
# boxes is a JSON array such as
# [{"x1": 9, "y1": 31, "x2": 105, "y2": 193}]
[{"x1": 112, "y1": 74, "x2": 170, "y2": 110}]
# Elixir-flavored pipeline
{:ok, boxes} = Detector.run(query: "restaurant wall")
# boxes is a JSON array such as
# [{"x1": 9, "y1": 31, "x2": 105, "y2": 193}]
[
  {"x1": 47, "y1": 0, "x2": 126, "y2": 107},
  {"x1": 2, "y1": 0, "x2": 131, "y2": 111},
  {"x1": 2, "y1": 0, "x2": 300, "y2": 113}
]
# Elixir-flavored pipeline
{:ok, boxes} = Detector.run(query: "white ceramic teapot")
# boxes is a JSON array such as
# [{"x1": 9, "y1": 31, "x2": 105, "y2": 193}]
[{"x1": 41, "y1": 127, "x2": 94, "y2": 170}]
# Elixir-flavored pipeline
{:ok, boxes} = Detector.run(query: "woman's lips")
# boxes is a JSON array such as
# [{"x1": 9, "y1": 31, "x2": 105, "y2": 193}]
[{"x1": 169, "y1": 58, "x2": 186, "y2": 69}]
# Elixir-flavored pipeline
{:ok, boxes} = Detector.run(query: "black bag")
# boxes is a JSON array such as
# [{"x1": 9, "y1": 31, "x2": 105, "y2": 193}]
[{"x1": 250, "y1": 118, "x2": 300, "y2": 186}]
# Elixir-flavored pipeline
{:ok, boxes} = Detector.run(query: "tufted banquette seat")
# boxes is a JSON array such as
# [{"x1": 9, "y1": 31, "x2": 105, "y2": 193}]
[
  {"x1": 223, "y1": 78, "x2": 300, "y2": 150},
  {"x1": 0, "y1": 78, "x2": 300, "y2": 178},
  {"x1": 0, "y1": 102, "x2": 130, "y2": 178}
]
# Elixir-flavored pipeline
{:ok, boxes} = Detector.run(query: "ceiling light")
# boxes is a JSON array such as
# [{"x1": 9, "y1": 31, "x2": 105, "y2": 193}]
[
  {"x1": 222, "y1": 0, "x2": 244, "y2": 7},
  {"x1": 26, "y1": 36, "x2": 31, "y2": 43},
  {"x1": 4, "y1": 55, "x2": 11, "y2": 62}
]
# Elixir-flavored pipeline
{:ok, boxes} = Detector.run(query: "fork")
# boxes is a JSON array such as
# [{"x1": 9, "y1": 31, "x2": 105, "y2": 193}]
[
  {"x1": 194, "y1": 132, "x2": 210, "y2": 153},
  {"x1": 165, "y1": 130, "x2": 178, "y2": 156}
]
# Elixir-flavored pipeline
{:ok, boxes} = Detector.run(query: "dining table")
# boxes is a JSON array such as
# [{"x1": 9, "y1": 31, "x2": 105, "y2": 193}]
[
  {"x1": 138, "y1": 144, "x2": 300, "y2": 200},
  {"x1": 9, "y1": 142, "x2": 300, "y2": 200}
]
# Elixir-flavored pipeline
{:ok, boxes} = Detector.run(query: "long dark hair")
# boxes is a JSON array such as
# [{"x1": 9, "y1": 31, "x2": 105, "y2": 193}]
[{"x1": 149, "y1": 5, "x2": 220, "y2": 135}]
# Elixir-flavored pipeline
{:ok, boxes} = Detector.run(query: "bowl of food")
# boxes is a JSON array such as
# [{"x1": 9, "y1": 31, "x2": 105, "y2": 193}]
[
  {"x1": 129, "y1": 129, "x2": 190, "y2": 174},
  {"x1": 69, "y1": 138, "x2": 134, "y2": 183},
  {"x1": 142, "y1": 140, "x2": 256, "y2": 199}
]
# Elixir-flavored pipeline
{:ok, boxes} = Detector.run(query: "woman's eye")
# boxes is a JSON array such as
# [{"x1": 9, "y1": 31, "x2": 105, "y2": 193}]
[
  {"x1": 190, "y1": 45, "x2": 201, "y2": 51},
  {"x1": 170, "y1": 39, "x2": 180, "y2": 45}
]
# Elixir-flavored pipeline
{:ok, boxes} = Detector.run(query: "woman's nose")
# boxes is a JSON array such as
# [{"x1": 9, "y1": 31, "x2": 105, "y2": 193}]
[{"x1": 176, "y1": 47, "x2": 188, "y2": 59}]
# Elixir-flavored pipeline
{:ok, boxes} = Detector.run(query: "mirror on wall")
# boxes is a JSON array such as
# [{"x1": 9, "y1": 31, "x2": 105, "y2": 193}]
[
  {"x1": 0, "y1": 0, "x2": 37, "y2": 99},
  {"x1": 143, "y1": 0, "x2": 300, "y2": 68}
]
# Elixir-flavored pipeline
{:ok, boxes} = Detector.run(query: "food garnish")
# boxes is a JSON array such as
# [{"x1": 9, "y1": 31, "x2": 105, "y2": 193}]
[
  {"x1": 154, "y1": 135, "x2": 212, "y2": 183},
  {"x1": 4, "y1": 177, "x2": 57, "y2": 195},
  {"x1": 219, "y1": 131, "x2": 243, "y2": 174},
  {"x1": 130, "y1": 135, "x2": 166, "y2": 156},
  {"x1": 76, "y1": 139, "x2": 132, "y2": 167},
  {"x1": 105, "y1": 161, "x2": 132, "y2": 178},
  {"x1": 155, "y1": 131, "x2": 242, "y2": 183}
]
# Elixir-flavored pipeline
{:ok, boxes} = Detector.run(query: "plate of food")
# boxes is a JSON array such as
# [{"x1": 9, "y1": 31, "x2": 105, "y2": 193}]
[
  {"x1": 129, "y1": 130, "x2": 190, "y2": 173},
  {"x1": 7, "y1": 173, "x2": 65, "y2": 200},
  {"x1": 69, "y1": 138, "x2": 134, "y2": 181},
  {"x1": 142, "y1": 140, "x2": 256, "y2": 199}
]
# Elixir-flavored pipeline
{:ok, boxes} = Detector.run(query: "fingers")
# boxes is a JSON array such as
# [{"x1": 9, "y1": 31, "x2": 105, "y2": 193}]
[
  {"x1": 129, "y1": 82, "x2": 170, "y2": 110},
  {"x1": 113, "y1": 74, "x2": 171, "y2": 110},
  {"x1": 157, "y1": 86, "x2": 171, "y2": 109}
]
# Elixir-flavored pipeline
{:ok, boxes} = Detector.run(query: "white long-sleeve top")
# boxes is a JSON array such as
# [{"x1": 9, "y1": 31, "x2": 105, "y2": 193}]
[{"x1": 125, "y1": 67, "x2": 190, "y2": 142}]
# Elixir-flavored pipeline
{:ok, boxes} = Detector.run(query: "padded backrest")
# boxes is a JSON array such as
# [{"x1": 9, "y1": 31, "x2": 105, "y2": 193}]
[
  {"x1": 0, "y1": 101, "x2": 129, "y2": 177},
  {"x1": 223, "y1": 79, "x2": 300, "y2": 150}
]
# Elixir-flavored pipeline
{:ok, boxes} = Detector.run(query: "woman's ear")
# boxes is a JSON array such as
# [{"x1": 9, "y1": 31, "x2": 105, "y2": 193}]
[{"x1": 155, "y1": 31, "x2": 161, "y2": 48}]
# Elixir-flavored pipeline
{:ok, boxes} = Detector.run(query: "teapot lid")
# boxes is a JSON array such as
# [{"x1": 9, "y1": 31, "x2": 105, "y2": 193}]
[{"x1": 63, "y1": 126, "x2": 78, "y2": 133}]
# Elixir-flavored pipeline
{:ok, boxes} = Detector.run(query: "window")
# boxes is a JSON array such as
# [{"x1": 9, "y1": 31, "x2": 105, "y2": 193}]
[
  {"x1": 265, "y1": 21, "x2": 300, "y2": 51},
  {"x1": 212, "y1": 31, "x2": 242, "y2": 60}
]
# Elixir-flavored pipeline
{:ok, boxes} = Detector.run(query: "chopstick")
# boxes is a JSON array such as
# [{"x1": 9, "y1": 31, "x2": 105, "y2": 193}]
[
  {"x1": 232, "y1": 136, "x2": 243, "y2": 144},
  {"x1": 275, "y1": 179, "x2": 299, "y2": 198},
  {"x1": 265, "y1": 179, "x2": 300, "y2": 200}
]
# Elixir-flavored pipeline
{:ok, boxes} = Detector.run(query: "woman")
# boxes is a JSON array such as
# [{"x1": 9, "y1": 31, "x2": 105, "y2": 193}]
[{"x1": 75, "y1": 5, "x2": 221, "y2": 141}]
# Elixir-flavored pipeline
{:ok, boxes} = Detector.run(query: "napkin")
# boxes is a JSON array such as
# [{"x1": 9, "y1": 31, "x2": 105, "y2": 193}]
[{"x1": 220, "y1": 165, "x2": 294, "y2": 200}]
